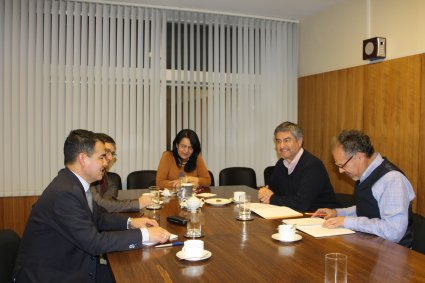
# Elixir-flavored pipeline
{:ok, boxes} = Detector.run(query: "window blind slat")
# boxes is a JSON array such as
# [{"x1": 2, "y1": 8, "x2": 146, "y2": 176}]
[
  {"x1": 19, "y1": 0, "x2": 29, "y2": 192},
  {"x1": 1, "y1": 0, "x2": 297, "y2": 195}
]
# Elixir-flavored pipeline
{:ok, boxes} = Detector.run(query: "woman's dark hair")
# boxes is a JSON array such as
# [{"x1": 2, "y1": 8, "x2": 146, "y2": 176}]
[{"x1": 172, "y1": 129, "x2": 201, "y2": 173}]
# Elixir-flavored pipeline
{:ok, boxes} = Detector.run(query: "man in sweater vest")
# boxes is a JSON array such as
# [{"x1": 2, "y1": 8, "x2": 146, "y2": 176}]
[
  {"x1": 314, "y1": 130, "x2": 415, "y2": 247},
  {"x1": 258, "y1": 121, "x2": 339, "y2": 212}
]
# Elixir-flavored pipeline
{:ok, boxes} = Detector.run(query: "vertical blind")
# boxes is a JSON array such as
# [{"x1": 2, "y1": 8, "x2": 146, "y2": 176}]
[{"x1": 0, "y1": 0, "x2": 298, "y2": 196}]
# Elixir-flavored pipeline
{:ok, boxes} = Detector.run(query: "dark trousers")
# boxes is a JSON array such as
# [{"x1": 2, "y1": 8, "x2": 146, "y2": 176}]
[{"x1": 96, "y1": 261, "x2": 115, "y2": 283}]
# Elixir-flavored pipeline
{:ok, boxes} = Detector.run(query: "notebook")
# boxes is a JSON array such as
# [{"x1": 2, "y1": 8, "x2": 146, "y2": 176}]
[
  {"x1": 249, "y1": 203, "x2": 303, "y2": 219},
  {"x1": 282, "y1": 218, "x2": 355, "y2": 238}
]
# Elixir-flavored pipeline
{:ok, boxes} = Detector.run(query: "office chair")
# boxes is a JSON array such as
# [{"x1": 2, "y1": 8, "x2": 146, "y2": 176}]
[
  {"x1": 208, "y1": 170, "x2": 215, "y2": 186},
  {"x1": 127, "y1": 170, "x2": 157, "y2": 189},
  {"x1": 335, "y1": 193, "x2": 356, "y2": 208},
  {"x1": 0, "y1": 229, "x2": 21, "y2": 282},
  {"x1": 412, "y1": 213, "x2": 425, "y2": 254},
  {"x1": 106, "y1": 172, "x2": 122, "y2": 190},
  {"x1": 219, "y1": 167, "x2": 257, "y2": 189},
  {"x1": 263, "y1": 166, "x2": 275, "y2": 186}
]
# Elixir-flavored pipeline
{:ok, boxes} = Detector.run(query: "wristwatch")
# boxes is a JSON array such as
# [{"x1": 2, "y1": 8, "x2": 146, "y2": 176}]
[{"x1": 127, "y1": 217, "x2": 133, "y2": 229}]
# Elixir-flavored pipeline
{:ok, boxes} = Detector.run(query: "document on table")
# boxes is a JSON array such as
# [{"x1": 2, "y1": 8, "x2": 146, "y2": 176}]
[
  {"x1": 143, "y1": 234, "x2": 178, "y2": 246},
  {"x1": 282, "y1": 218, "x2": 355, "y2": 238},
  {"x1": 249, "y1": 203, "x2": 303, "y2": 219}
]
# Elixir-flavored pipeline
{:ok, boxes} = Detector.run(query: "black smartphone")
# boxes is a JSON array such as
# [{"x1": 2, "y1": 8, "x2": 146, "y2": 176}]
[{"x1": 166, "y1": 215, "x2": 188, "y2": 226}]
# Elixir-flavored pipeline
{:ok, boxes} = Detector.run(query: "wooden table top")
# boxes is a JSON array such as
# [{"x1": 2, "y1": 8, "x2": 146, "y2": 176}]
[{"x1": 110, "y1": 186, "x2": 425, "y2": 283}]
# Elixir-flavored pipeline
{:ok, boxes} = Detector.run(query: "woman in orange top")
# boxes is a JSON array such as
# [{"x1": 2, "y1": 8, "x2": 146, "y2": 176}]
[{"x1": 156, "y1": 129, "x2": 211, "y2": 188}]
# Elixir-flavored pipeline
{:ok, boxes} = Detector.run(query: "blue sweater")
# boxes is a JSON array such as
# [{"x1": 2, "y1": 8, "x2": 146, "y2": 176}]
[{"x1": 269, "y1": 150, "x2": 339, "y2": 211}]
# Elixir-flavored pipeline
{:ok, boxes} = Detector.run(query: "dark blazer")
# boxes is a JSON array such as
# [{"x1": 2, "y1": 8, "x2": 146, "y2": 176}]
[
  {"x1": 13, "y1": 168, "x2": 143, "y2": 282},
  {"x1": 91, "y1": 174, "x2": 139, "y2": 212}
]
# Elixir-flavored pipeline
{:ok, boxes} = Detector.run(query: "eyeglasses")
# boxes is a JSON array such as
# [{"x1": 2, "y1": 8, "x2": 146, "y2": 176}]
[
  {"x1": 178, "y1": 144, "x2": 193, "y2": 151},
  {"x1": 337, "y1": 155, "x2": 354, "y2": 169},
  {"x1": 105, "y1": 150, "x2": 117, "y2": 158}
]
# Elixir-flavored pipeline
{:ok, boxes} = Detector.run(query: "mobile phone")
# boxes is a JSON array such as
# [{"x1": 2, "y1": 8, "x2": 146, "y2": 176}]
[{"x1": 166, "y1": 215, "x2": 188, "y2": 226}]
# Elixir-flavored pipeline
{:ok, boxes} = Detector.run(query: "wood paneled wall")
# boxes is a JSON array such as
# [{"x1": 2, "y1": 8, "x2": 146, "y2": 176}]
[
  {"x1": 299, "y1": 54, "x2": 425, "y2": 216},
  {"x1": 0, "y1": 196, "x2": 39, "y2": 236},
  {"x1": 299, "y1": 66, "x2": 364, "y2": 196}
]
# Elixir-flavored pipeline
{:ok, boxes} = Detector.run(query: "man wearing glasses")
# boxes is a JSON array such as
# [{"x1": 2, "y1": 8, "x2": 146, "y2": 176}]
[
  {"x1": 91, "y1": 133, "x2": 151, "y2": 212},
  {"x1": 313, "y1": 130, "x2": 415, "y2": 247}
]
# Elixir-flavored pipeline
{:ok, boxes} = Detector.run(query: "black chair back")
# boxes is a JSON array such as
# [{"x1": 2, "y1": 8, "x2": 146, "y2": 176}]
[
  {"x1": 127, "y1": 170, "x2": 157, "y2": 189},
  {"x1": 107, "y1": 172, "x2": 122, "y2": 190},
  {"x1": 335, "y1": 193, "x2": 355, "y2": 208},
  {"x1": 219, "y1": 167, "x2": 257, "y2": 189},
  {"x1": 412, "y1": 213, "x2": 425, "y2": 254},
  {"x1": 263, "y1": 166, "x2": 275, "y2": 186},
  {"x1": 0, "y1": 229, "x2": 20, "y2": 282},
  {"x1": 208, "y1": 170, "x2": 215, "y2": 186}
]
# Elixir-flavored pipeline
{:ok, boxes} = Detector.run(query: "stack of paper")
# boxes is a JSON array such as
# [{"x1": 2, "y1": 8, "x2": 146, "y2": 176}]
[
  {"x1": 143, "y1": 233, "x2": 178, "y2": 246},
  {"x1": 249, "y1": 203, "x2": 303, "y2": 219},
  {"x1": 195, "y1": 193, "x2": 217, "y2": 198},
  {"x1": 283, "y1": 218, "x2": 355, "y2": 238}
]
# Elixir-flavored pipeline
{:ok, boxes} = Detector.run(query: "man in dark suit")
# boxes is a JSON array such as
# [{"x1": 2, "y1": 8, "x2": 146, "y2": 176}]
[{"x1": 13, "y1": 129, "x2": 171, "y2": 282}]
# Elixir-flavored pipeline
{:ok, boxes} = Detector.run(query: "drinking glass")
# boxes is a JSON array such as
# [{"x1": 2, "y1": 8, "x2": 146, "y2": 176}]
[
  {"x1": 147, "y1": 186, "x2": 161, "y2": 210},
  {"x1": 325, "y1": 253, "x2": 347, "y2": 283},
  {"x1": 145, "y1": 207, "x2": 161, "y2": 222},
  {"x1": 238, "y1": 195, "x2": 251, "y2": 220},
  {"x1": 186, "y1": 211, "x2": 202, "y2": 238}
]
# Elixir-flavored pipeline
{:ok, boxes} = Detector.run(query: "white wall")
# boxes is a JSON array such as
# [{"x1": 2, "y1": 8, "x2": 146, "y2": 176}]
[{"x1": 299, "y1": 0, "x2": 425, "y2": 77}]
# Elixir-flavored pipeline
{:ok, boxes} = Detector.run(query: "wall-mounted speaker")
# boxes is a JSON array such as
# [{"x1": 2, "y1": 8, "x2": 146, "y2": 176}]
[{"x1": 363, "y1": 37, "x2": 386, "y2": 61}]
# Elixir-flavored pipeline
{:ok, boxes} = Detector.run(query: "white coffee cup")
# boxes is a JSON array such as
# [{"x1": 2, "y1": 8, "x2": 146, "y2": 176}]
[
  {"x1": 162, "y1": 188, "x2": 171, "y2": 196},
  {"x1": 182, "y1": 239, "x2": 204, "y2": 258},
  {"x1": 278, "y1": 224, "x2": 296, "y2": 241},
  {"x1": 233, "y1": 191, "x2": 246, "y2": 202}
]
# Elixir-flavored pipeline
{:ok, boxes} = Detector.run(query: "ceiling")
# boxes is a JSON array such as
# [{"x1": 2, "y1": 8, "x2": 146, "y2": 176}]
[{"x1": 98, "y1": 0, "x2": 347, "y2": 21}]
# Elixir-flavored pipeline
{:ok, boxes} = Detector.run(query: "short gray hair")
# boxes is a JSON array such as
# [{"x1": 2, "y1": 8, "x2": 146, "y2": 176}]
[
  {"x1": 274, "y1": 121, "x2": 303, "y2": 141},
  {"x1": 333, "y1": 130, "x2": 374, "y2": 158}
]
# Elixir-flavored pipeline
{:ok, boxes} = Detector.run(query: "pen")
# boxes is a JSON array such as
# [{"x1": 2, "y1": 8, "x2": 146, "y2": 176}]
[
  {"x1": 155, "y1": 241, "x2": 184, "y2": 248},
  {"x1": 305, "y1": 212, "x2": 326, "y2": 217}
]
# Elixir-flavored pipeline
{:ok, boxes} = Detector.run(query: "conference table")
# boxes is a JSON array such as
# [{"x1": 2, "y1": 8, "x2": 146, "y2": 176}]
[{"x1": 109, "y1": 186, "x2": 425, "y2": 282}]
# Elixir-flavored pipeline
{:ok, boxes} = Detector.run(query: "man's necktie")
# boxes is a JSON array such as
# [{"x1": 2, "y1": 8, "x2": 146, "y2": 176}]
[
  {"x1": 100, "y1": 177, "x2": 108, "y2": 195},
  {"x1": 86, "y1": 189, "x2": 93, "y2": 212}
]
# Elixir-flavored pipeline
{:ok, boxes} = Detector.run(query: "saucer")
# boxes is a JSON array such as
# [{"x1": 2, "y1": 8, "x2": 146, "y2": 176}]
[
  {"x1": 231, "y1": 198, "x2": 242, "y2": 204},
  {"x1": 176, "y1": 250, "x2": 212, "y2": 261},
  {"x1": 271, "y1": 233, "x2": 302, "y2": 243},
  {"x1": 184, "y1": 233, "x2": 204, "y2": 238},
  {"x1": 205, "y1": 198, "x2": 232, "y2": 206},
  {"x1": 236, "y1": 216, "x2": 254, "y2": 221},
  {"x1": 196, "y1": 193, "x2": 217, "y2": 198},
  {"x1": 146, "y1": 203, "x2": 162, "y2": 210}
]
